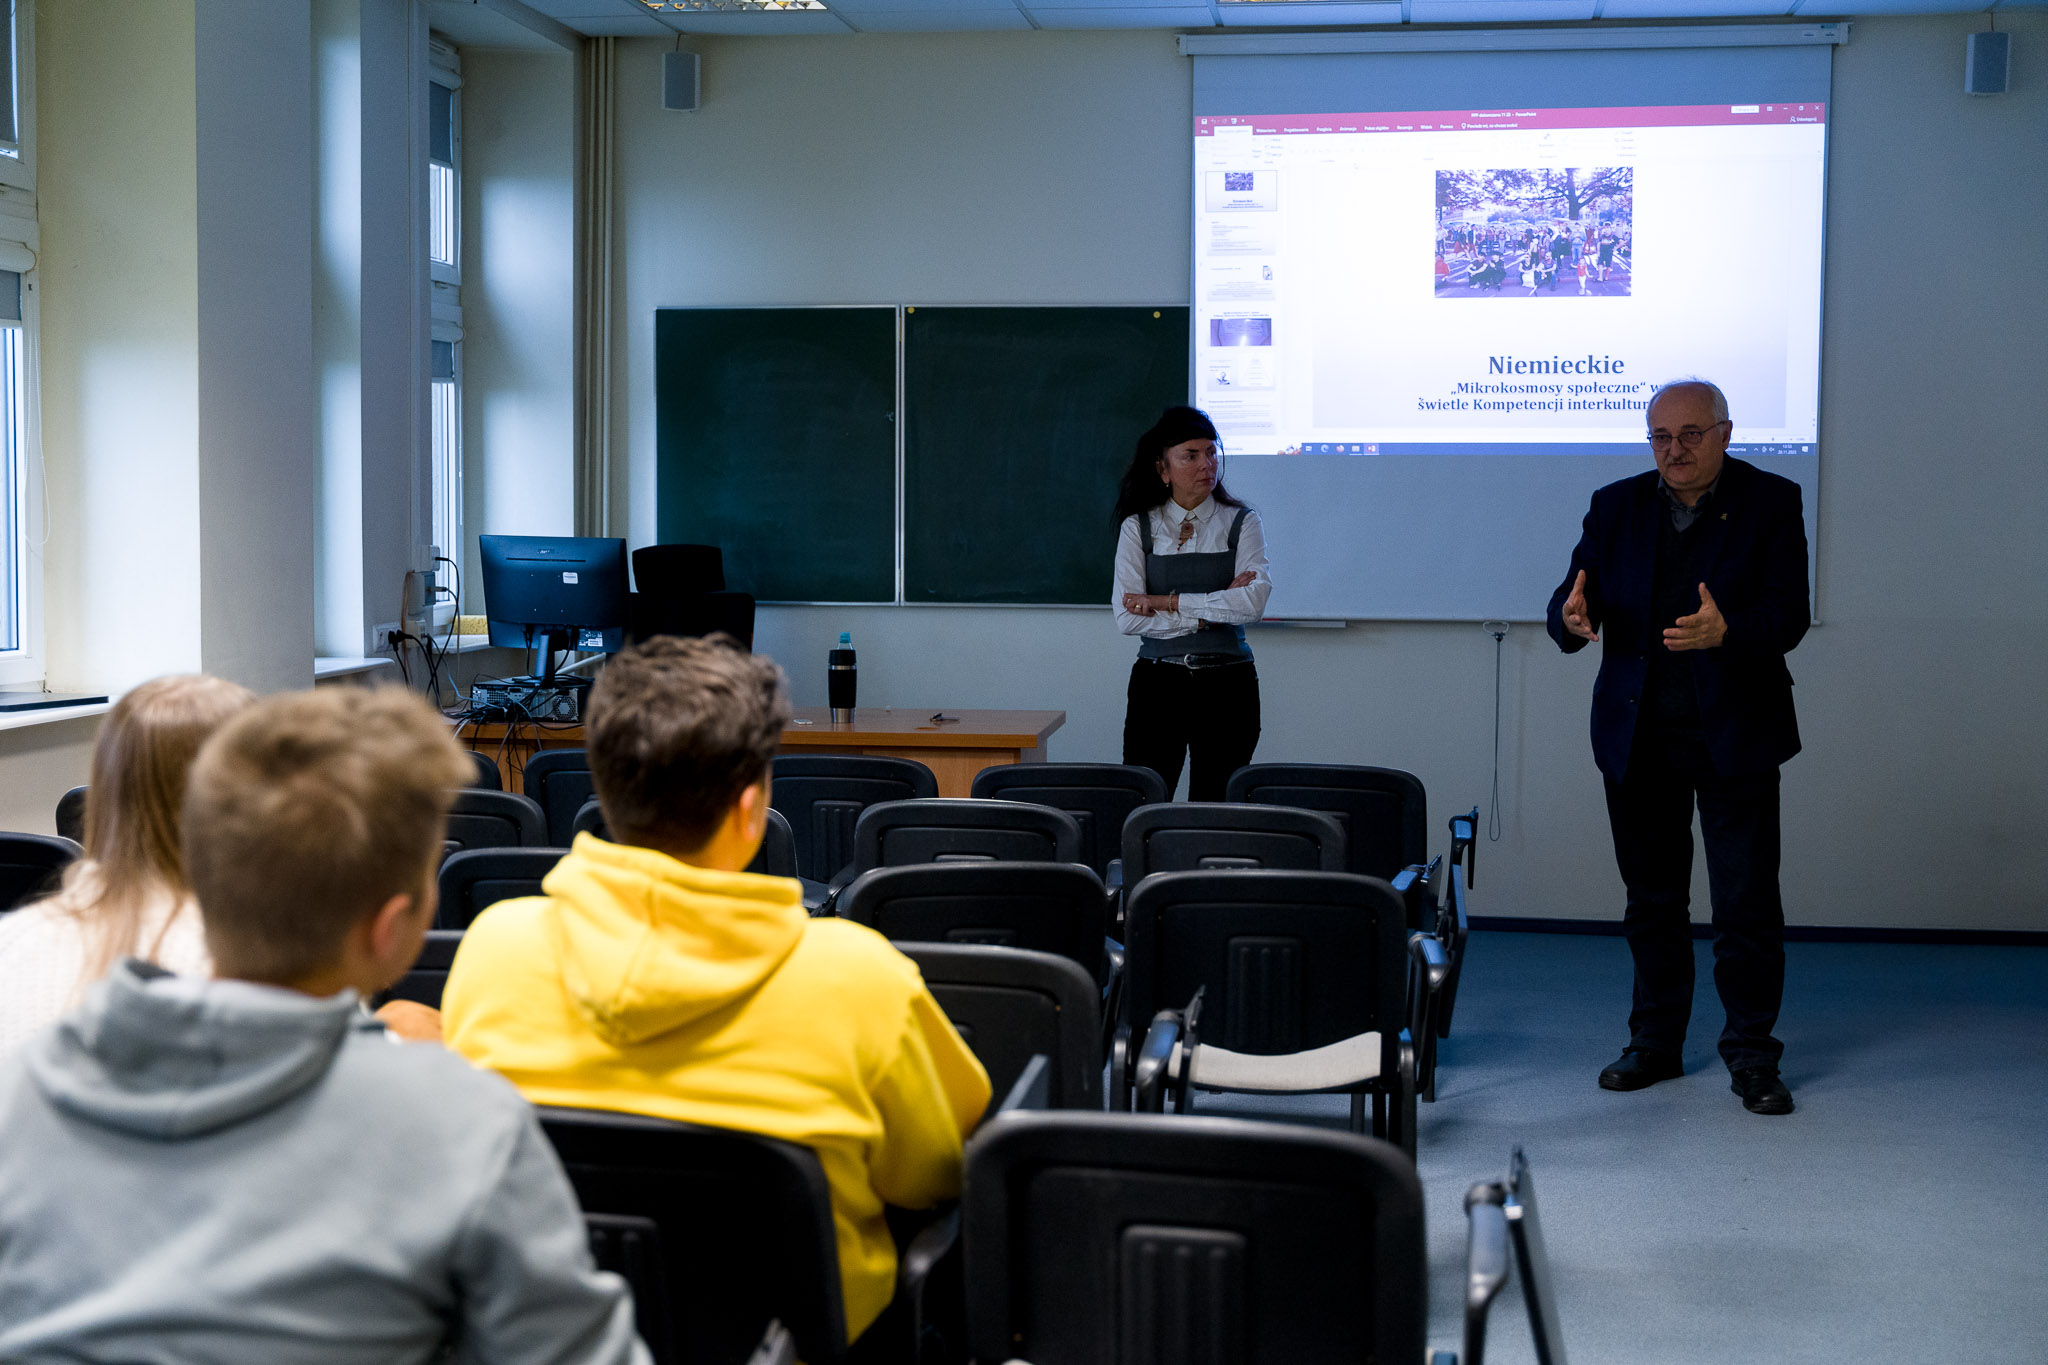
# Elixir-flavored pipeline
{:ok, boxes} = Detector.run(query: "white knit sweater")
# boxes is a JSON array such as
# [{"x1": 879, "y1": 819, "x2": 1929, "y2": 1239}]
[{"x1": 0, "y1": 875, "x2": 211, "y2": 1056}]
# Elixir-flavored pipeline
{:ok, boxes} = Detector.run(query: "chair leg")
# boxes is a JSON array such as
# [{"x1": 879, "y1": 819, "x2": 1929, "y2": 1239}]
[
  {"x1": 1371, "y1": 1091, "x2": 1387, "y2": 1140},
  {"x1": 1349, "y1": 1091, "x2": 1367, "y2": 1134}
]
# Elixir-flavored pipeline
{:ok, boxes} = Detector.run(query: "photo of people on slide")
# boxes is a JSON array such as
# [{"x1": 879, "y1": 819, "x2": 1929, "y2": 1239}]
[{"x1": 1434, "y1": 167, "x2": 1634, "y2": 299}]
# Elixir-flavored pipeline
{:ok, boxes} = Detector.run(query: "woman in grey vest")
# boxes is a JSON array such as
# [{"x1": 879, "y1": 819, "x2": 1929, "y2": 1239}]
[{"x1": 1111, "y1": 406, "x2": 1273, "y2": 801}]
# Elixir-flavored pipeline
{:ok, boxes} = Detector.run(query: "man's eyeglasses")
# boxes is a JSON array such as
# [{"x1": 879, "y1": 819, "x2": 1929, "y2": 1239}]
[{"x1": 1647, "y1": 420, "x2": 1729, "y2": 451}]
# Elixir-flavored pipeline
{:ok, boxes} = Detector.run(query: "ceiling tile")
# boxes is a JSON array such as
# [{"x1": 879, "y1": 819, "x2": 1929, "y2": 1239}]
[
  {"x1": 554, "y1": 15, "x2": 680, "y2": 32},
  {"x1": 1409, "y1": 0, "x2": 1595, "y2": 20},
  {"x1": 840, "y1": 6, "x2": 1037, "y2": 25},
  {"x1": 1029, "y1": 4, "x2": 1215, "y2": 21},
  {"x1": 830, "y1": 0, "x2": 1021, "y2": 9},
  {"x1": 1216, "y1": 0, "x2": 1401, "y2": 23}
]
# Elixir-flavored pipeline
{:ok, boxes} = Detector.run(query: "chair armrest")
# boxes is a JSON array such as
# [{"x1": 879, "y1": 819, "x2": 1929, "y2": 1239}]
[
  {"x1": 1410, "y1": 931, "x2": 1450, "y2": 990},
  {"x1": 1105, "y1": 856, "x2": 1124, "y2": 890},
  {"x1": 996, "y1": 1054, "x2": 1053, "y2": 1114},
  {"x1": 816, "y1": 862, "x2": 859, "y2": 917},
  {"x1": 1462, "y1": 1188, "x2": 1510, "y2": 1365},
  {"x1": 1132, "y1": 1010, "x2": 1181, "y2": 1113},
  {"x1": 1429, "y1": 1353, "x2": 1459, "y2": 1365},
  {"x1": 895, "y1": 1204, "x2": 962, "y2": 1365},
  {"x1": 746, "y1": 1320, "x2": 797, "y2": 1365}
]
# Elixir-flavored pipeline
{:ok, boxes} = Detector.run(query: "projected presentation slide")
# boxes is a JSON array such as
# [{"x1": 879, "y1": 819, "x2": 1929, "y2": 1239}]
[{"x1": 1192, "y1": 104, "x2": 1826, "y2": 458}]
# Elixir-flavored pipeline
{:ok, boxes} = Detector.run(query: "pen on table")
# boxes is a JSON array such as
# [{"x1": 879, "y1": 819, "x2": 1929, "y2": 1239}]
[{"x1": 930, "y1": 713, "x2": 959, "y2": 723}]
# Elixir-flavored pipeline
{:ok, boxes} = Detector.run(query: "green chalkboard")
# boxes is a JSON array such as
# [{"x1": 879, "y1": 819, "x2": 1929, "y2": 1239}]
[
  {"x1": 655, "y1": 308, "x2": 896, "y2": 603},
  {"x1": 902, "y1": 307, "x2": 1190, "y2": 605}
]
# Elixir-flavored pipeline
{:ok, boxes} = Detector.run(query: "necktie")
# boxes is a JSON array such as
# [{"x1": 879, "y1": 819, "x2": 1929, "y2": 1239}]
[{"x1": 1176, "y1": 514, "x2": 1195, "y2": 549}]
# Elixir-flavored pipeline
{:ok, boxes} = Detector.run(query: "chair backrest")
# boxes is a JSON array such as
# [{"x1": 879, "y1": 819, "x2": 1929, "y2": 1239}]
[
  {"x1": 1120, "y1": 802, "x2": 1346, "y2": 881},
  {"x1": 633, "y1": 590, "x2": 758, "y2": 653},
  {"x1": 445, "y1": 789, "x2": 548, "y2": 855},
  {"x1": 1224, "y1": 763, "x2": 1427, "y2": 880},
  {"x1": 963, "y1": 1111, "x2": 1426, "y2": 1365},
  {"x1": 852, "y1": 799, "x2": 1081, "y2": 875},
  {"x1": 633, "y1": 542, "x2": 726, "y2": 595},
  {"x1": 969, "y1": 762, "x2": 1166, "y2": 879},
  {"x1": 377, "y1": 929, "x2": 465, "y2": 1010},
  {"x1": 839, "y1": 861, "x2": 1108, "y2": 986},
  {"x1": 769, "y1": 756, "x2": 940, "y2": 881},
  {"x1": 537, "y1": 1106, "x2": 848, "y2": 1365},
  {"x1": 0, "y1": 833, "x2": 83, "y2": 913},
  {"x1": 463, "y1": 749, "x2": 503, "y2": 791},
  {"x1": 1122, "y1": 869, "x2": 1408, "y2": 1072},
  {"x1": 523, "y1": 749, "x2": 597, "y2": 848},
  {"x1": 567, "y1": 802, "x2": 798, "y2": 884},
  {"x1": 54, "y1": 786, "x2": 88, "y2": 845},
  {"x1": 896, "y1": 942, "x2": 1100, "y2": 1110},
  {"x1": 435, "y1": 847, "x2": 566, "y2": 929}
]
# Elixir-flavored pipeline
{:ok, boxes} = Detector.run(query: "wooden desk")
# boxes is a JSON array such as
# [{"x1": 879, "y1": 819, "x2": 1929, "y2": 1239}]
[
  {"x1": 777, "y1": 707, "x2": 1065, "y2": 797},
  {"x1": 459, "y1": 707, "x2": 1065, "y2": 799}
]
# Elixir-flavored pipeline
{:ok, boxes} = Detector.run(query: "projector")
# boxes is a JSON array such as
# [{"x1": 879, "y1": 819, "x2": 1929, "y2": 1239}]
[{"x1": 469, "y1": 678, "x2": 586, "y2": 723}]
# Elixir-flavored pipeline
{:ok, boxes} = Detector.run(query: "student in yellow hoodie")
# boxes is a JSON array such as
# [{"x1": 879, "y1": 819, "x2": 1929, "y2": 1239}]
[{"x1": 442, "y1": 635, "x2": 990, "y2": 1345}]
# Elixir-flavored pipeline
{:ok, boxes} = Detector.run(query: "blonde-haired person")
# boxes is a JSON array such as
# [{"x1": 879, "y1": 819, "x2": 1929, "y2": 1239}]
[{"x1": 0, "y1": 674, "x2": 253, "y2": 1054}]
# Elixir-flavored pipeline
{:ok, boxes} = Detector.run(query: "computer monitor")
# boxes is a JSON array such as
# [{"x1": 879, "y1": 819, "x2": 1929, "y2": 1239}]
[{"x1": 479, "y1": 535, "x2": 629, "y2": 683}]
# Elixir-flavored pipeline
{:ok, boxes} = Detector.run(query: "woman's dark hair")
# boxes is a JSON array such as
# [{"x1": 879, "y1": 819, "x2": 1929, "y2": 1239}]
[{"x1": 1111, "y1": 405, "x2": 1245, "y2": 527}]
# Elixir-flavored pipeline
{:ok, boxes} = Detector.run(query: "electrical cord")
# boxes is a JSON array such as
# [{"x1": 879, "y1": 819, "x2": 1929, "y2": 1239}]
[{"x1": 1482, "y1": 621, "x2": 1510, "y2": 843}]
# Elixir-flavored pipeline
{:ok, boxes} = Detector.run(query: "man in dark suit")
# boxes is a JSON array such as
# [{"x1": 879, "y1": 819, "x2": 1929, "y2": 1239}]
[{"x1": 1546, "y1": 378, "x2": 1809, "y2": 1115}]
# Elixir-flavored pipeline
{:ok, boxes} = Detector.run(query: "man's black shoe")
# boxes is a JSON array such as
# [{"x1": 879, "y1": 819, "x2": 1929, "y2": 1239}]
[
  {"x1": 1597, "y1": 1048, "x2": 1683, "y2": 1091},
  {"x1": 1730, "y1": 1067, "x2": 1794, "y2": 1115}
]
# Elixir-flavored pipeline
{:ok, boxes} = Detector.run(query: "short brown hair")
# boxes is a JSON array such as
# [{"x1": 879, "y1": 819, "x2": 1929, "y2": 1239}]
[
  {"x1": 183, "y1": 687, "x2": 472, "y2": 981},
  {"x1": 586, "y1": 635, "x2": 788, "y2": 852}
]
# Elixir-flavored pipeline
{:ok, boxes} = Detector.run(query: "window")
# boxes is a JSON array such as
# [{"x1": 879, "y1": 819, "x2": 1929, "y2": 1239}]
[
  {"x1": 428, "y1": 40, "x2": 461, "y2": 615},
  {"x1": 0, "y1": 3, "x2": 38, "y2": 686},
  {"x1": 430, "y1": 335, "x2": 461, "y2": 608}
]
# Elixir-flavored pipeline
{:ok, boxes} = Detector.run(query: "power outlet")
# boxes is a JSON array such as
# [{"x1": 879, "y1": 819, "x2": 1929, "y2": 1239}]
[{"x1": 370, "y1": 622, "x2": 401, "y2": 657}]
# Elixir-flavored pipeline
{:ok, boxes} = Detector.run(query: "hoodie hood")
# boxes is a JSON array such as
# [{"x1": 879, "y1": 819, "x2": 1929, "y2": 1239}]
[
  {"x1": 544, "y1": 833, "x2": 806, "y2": 1047},
  {"x1": 25, "y1": 960, "x2": 365, "y2": 1140}
]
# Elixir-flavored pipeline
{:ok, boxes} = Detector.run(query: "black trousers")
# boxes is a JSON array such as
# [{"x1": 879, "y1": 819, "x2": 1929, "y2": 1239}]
[
  {"x1": 1122, "y1": 657, "x2": 1260, "y2": 803},
  {"x1": 1603, "y1": 725, "x2": 1786, "y2": 1073}
]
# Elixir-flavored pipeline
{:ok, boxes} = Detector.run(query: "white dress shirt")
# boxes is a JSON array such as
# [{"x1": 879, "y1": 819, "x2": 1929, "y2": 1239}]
[{"x1": 1112, "y1": 496, "x2": 1274, "y2": 640}]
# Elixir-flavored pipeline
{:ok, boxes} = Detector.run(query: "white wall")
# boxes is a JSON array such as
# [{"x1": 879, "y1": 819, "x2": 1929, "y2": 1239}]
[
  {"x1": 458, "y1": 48, "x2": 575, "y2": 608},
  {"x1": 464, "y1": 19, "x2": 2047, "y2": 930},
  {"x1": 36, "y1": 0, "x2": 203, "y2": 695}
]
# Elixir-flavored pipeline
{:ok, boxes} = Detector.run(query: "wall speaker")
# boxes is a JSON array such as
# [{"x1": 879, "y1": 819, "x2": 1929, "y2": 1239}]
[
  {"x1": 1965, "y1": 31, "x2": 2010, "y2": 97},
  {"x1": 662, "y1": 51, "x2": 701, "y2": 112}
]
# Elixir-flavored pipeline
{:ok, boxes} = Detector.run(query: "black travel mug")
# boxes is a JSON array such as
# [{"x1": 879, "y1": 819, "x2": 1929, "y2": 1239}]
[{"x1": 828, "y1": 632, "x2": 857, "y2": 722}]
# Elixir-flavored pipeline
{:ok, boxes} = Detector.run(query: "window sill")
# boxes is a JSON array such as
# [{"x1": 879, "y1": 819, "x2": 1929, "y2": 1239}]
[{"x1": 0, "y1": 700, "x2": 111, "y2": 733}]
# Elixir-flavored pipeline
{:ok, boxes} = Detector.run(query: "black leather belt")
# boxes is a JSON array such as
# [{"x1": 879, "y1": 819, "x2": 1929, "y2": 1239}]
[{"x1": 1140, "y1": 654, "x2": 1253, "y2": 670}]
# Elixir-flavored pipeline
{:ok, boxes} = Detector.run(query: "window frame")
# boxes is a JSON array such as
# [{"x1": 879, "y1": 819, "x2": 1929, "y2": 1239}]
[
  {"x1": 428, "y1": 41, "x2": 460, "y2": 289},
  {"x1": 0, "y1": 4, "x2": 41, "y2": 687},
  {"x1": 0, "y1": 3, "x2": 34, "y2": 194}
]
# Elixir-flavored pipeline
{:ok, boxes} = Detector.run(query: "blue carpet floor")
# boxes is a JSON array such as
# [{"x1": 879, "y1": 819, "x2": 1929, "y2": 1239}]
[{"x1": 1195, "y1": 931, "x2": 2048, "y2": 1364}]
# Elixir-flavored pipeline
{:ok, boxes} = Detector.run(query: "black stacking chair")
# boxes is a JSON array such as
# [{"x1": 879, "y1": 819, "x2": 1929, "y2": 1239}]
[
  {"x1": 770, "y1": 756, "x2": 939, "y2": 884},
  {"x1": 538, "y1": 1106, "x2": 958, "y2": 1365},
  {"x1": 435, "y1": 847, "x2": 566, "y2": 929},
  {"x1": 54, "y1": 786, "x2": 88, "y2": 844},
  {"x1": 375, "y1": 929, "x2": 465, "y2": 1010},
  {"x1": 523, "y1": 749, "x2": 597, "y2": 848},
  {"x1": 896, "y1": 943, "x2": 1101, "y2": 1110},
  {"x1": 445, "y1": 789, "x2": 548, "y2": 857},
  {"x1": 0, "y1": 833, "x2": 82, "y2": 912},
  {"x1": 851, "y1": 799, "x2": 1080, "y2": 875},
  {"x1": 1438, "y1": 808, "x2": 1478, "y2": 1037},
  {"x1": 573, "y1": 800, "x2": 828, "y2": 912},
  {"x1": 1224, "y1": 763, "x2": 1428, "y2": 881},
  {"x1": 1117, "y1": 869, "x2": 1444, "y2": 1156},
  {"x1": 634, "y1": 591, "x2": 759, "y2": 653},
  {"x1": 838, "y1": 862, "x2": 1109, "y2": 987},
  {"x1": 1463, "y1": 1147, "x2": 1568, "y2": 1365},
  {"x1": 1119, "y1": 801, "x2": 1345, "y2": 883},
  {"x1": 963, "y1": 1111, "x2": 1427, "y2": 1365},
  {"x1": 463, "y1": 750, "x2": 503, "y2": 791},
  {"x1": 633, "y1": 542, "x2": 726, "y2": 595},
  {"x1": 968, "y1": 763, "x2": 1165, "y2": 884}
]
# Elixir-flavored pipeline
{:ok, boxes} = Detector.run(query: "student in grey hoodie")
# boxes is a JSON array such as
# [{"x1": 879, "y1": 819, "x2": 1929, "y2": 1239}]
[{"x1": 0, "y1": 686, "x2": 649, "y2": 1365}]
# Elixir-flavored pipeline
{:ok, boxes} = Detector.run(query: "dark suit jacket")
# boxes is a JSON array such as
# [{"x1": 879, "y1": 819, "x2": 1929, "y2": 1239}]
[{"x1": 1546, "y1": 457, "x2": 1810, "y2": 781}]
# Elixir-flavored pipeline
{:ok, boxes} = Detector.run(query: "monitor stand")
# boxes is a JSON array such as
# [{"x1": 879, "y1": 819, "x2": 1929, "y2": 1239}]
[{"x1": 512, "y1": 628, "x2": 591, "y2": 696}]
